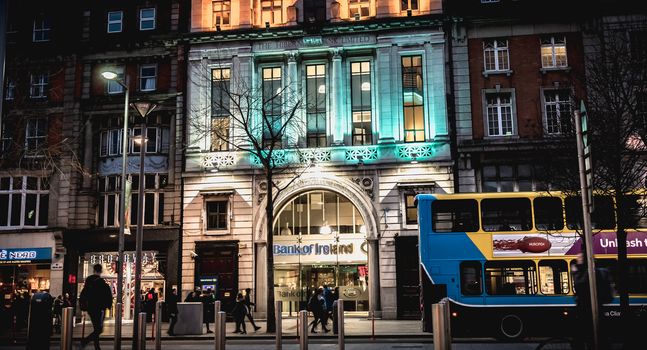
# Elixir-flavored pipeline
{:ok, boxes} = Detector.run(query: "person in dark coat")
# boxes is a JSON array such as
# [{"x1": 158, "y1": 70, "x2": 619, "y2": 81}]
[
  {"x1": 166, "y1": 288, "x2": 179, "y2": 336},
  {"x1": 232, "y1": 293, "x2": 248, "y2": 334},
  {"x1": 243, "y1": 288, "x2": 261, "y2": 331},
  {"x1": 79, "y1": 264, "x2": 113, "y2": 350},
  {"x1": 308, "y1": 288, "x2": 329, "y2": 333},
  {"x1": 144, "y1": 288, "x2": 158, "y2": 322},
  {"x1": 52, "y1": 295, "x2": 63, "y2": 333},
  {"x1": 201, "y1": 288, "x2": 215, "y2": 333}
]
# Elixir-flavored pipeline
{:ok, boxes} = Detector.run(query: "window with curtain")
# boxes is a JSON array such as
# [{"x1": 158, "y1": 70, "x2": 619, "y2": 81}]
[{"x1": 402, "y1": 55, "x2": 425, "y2": 142}]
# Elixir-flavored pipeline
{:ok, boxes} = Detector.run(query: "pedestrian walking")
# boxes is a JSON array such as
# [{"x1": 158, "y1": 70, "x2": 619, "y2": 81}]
[
  {"x1": 322, "y1": 285, "x2": 334, "y2": 328},
  {"x1": 243, "y1": 288, "x2": 261, "y2": 331},
  {"x1": 52, "y1": 295, "x2": 63, "y2": 334},
  {"x1": 166, "y1": 288, "x2": 179, "y2": 336},
  {"x1": 232, "y1": 293, "x2": 248, "y2": 334},
  {"x1": 308, "y1": 288, "x2": 329, "y2": 333},
  {"x1": 201, "y1": 288, "x2": 215, "y2": 333},
  {"x1": 79, "y1": 263, "x2": 113, "y2": 350}
]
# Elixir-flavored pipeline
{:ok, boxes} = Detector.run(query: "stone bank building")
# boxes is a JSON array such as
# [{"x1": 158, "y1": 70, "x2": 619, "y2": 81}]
[{"x1": 183, "y1": 0, "x2": 449, "y2": 319}]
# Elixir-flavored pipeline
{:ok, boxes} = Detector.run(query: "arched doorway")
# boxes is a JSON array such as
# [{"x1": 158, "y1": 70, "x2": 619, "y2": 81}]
[{"x1": 272, "y1": 190, "x2": 370, "y2": 314}]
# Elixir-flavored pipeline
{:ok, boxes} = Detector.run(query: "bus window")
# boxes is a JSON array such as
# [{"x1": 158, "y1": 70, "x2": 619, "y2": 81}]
[
  {"x1": 484, "y1": 260, "x2": 537, "y2": 295},
  {"x1": 627, "y1": 259, "x2": 647, "y2": 294},
  {"x1": 620, "y1": 195, "x2": 647, "y2": 229},
  {"x1": 460, "y1": 261, "x2": 483, "y2": 295},
  {"x1": 565, "y1": 196, "x2": 615, "y2": 230},
  {"x1": 481, "y1": 198, "x2": 532, "y2": 232},
  {"x1": 534, "y1": 197, "x2": 564, "y2": 231},
  {"x1": 538, "y1": 260, "x2": 569, "y2": 294},
  {"x1": 431, "y1": 199, "x2": 479, "y2": 233}
]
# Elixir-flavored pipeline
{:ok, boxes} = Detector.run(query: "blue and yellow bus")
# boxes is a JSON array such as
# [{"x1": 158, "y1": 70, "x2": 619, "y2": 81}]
[{"x1": 417, "y1": 192, "x2": 647, "y2": 339}]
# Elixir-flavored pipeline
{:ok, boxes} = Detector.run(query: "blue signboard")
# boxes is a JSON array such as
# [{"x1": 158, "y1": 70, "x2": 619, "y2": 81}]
[{"x1": 0, "y1": 248, "x2": 52, "y2": 264}]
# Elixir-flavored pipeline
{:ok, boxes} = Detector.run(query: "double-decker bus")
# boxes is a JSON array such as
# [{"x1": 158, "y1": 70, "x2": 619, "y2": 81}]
[{"x1": 417, "y1": 192, "x2": 647, "y2": 339}]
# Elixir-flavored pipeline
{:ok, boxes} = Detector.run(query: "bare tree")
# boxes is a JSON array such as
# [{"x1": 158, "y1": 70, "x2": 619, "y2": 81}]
[
  {"x1": 189, "y1": 60, "x2": 309, "y2": 332},
  {"x1": 540, "y1": 23, "x2": 647, "y2": 335}
]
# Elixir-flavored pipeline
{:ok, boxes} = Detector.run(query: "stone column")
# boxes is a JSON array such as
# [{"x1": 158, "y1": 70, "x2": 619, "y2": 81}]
[
  {"x1": 330, "y1": 49, "x2": 344, "y2": 145},
  {"x1": 286, "y1": 51, "x2": 300, "y2": 147},
  {"x1": 255, "y1": 242, "x2": 268, "y2": 318},
  {"x1": 368, "y1": 238, "x2": 381, "y2": 316}
]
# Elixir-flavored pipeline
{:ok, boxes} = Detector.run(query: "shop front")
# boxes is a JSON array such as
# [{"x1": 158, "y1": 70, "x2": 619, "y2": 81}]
[
  {"x1": 79, "y1": 251, "x2": 164, "y2": 320},
  {"x1": 0, "y1": 247, "x2": 53, "y2": 301},
  {"x1": 273, "y1": 190, "x2": 369, "y2": 314}
]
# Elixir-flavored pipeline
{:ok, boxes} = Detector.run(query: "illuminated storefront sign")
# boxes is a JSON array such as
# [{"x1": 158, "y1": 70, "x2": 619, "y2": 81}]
[
  {"x1": 0, "y1": 247, "x2": 52, "y2": 264},
  {"x1": 273, "y1": 235, "x2": 367, "y2": 264}
]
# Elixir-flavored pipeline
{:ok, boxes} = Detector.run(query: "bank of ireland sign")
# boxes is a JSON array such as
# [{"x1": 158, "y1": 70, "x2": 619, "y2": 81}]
[{"x1": 273, "y1": 235, "x2": 368, "y2": 264}]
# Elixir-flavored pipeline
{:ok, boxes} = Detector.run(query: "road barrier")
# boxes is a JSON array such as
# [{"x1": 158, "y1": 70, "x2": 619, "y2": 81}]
[
  {"x1": 215, "y1": 311, "x2": 226, "y2": 350},
  {"x1": 61, "y1": 307, "x2": 73, "y2": 350},
  {"x1": 275, "y1": 300, "x2": 282, "y2": 350},
  {"x1": 337, "y1": 299, "x2": 345, "y2": 350},
  {"x1": 138, "y1": 312, "x2": 147, "y2": 350},
  {"x1": 299, "y1": 310, "x2": 308, "y2": 350},
  {"x1": 155, "y1": 301, "x2": 162, "y2": 350},
  {"x1": 432, "y1": 298, "x2": 452, "y2": 350},
  {"x1": 114, "y1": 303, "x2": 122, "y2": 350}
]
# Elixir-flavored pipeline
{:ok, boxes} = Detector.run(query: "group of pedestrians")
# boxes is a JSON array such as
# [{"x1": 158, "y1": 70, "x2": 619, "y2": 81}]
[
  {"x1": 184, "y1": 287, "x2": 261, "y2": 335},
  {"x1": 307, "y1": 285, "x2": 335, "y2": 334}
]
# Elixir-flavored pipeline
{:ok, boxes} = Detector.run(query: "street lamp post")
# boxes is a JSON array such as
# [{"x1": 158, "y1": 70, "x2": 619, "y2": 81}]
[
  {"x1": 101, "y1": 71, "x2": 129, "y2": 350},
  {"x1": 102, "y1": 71, "x2": 157, "y2": 350},
  {"x1": 130, "y1": 101, "x2": 157, "y2": 350}
]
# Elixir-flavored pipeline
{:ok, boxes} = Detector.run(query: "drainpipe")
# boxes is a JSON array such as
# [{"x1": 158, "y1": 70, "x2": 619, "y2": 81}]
[{"x1": 444, "y1": 17, "x2": 461, "y2": 194}]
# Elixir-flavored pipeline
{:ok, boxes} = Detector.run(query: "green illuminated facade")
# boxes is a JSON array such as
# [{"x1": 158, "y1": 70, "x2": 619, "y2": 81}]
[{"x1": 183, "y1": 17, "x2": 454, "y2": 319}]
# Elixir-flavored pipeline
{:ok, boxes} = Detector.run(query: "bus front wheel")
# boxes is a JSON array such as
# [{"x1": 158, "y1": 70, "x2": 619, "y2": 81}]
[{"x1": 498, "y1": 314, "x2": 525, "y2": 340}]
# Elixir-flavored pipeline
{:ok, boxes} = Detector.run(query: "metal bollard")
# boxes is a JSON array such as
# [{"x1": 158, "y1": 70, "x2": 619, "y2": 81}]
[
  {"x1": 338, "y1": 299, "x2": 345, "y2": 350},
  {"x1": 275, "y1": 300, "x2": 282, "y2": 350},
  {"x1": 138, "y1": 312, "x2": 147, "y2": 350},
  {"x1": 215, "y1": 300, "x2": 221, "y2": 314},
  {"x1": 155, "y1": 301, "x2": 163, "y2": 350},
  {"x1": 61, "y1": 307, "x2": 74, "y2": 350},
  {"x1": 371, "y1": 310, "x2": 375, "y2": 340},
  {"x1": 215, "y1": 311, "x2": 226, "y2": 350},
  {"x1": 114, "y1": 303, "x2": 122, "y2": 350},
  {"x1": 432, "y1": 299, "x2": 452, "y2": 350},
  {"x1": 299, "y1": 310, "x2": 308, "y2": 350}
]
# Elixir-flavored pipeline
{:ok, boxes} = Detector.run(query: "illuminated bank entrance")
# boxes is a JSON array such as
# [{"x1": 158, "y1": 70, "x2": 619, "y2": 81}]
[{"x1": 273, "y1": 190, "x2": 369, "y2": 314}]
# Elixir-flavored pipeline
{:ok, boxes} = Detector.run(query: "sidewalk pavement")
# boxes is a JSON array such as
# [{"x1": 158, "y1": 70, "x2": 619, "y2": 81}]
[{"x1": 61, "y1": 316, "x2": 428, "y2": 340}]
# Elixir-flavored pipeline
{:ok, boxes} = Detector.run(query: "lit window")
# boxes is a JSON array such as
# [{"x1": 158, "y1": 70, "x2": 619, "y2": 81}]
[
  {"x1": 5, "y1": 79, "x2": 15, "y2": 100},
  {"x1": 350, "y1": 61, "x2": 372, "y2": 145},
  {"x1": 306, "y1": 64, "x2": 327, "y2": 147},
  {"x1": 482, "y1": 164, "x2": 540, "y2": 192},
  {"x1": 97, "y1": 173, "x2": 166, "y2": 227},
  {"x1": 543, "y1": 90, "x2": 572, "y2": 135},
  {"x1": 106, "y1": 67, "x2": 125, "y2": 94},
  {"x1": 541, "y1": 36, "x2": 567, "y2": 68},
  {"x1": 206, "y1": 201, "x2": 228, "y2": 230},
  {"x1": 139, "y1": 64, "x2": 157, "y2": 91},
  {"x1": 485, "y1": 92, "x2": 514, "y2": 136},
  {"x1": 107, "y1": 11, "x2": 123, "y2": 33},
  {"x1": 262, "y1": 67, "x2": 283, "y2": 148},
  {"x1": 25, "y1": 118, "x2": 47, "y2": 152},
  {"x1": 132, "y1": 127, "x2": 160, "y2": 154},
  {"x1": 483, "y1": 39, "x2": 509, "y2": 72},
  {"x1": 212, "y1": 0, "x2": 231, "y2": 27},
  {"x1": 401, "y1": 0, "x2": 418, "y2": 11},
  {"x1": 30, "y1": 73, "x2": 48, "y2": 98},
  {"x1": 348, "y1": 0, "x2": 370, "y2": 19},
  {"x1": 261, "y1": 0, "x2": 283, "y2": 25},
  {"x1": 0, "y1": 176, "x2": 49, "y2": 228},
  {"x1": 404, "y1": 193, "x2": 418, "y2": 225},
  {"x1": 211, "y1": 68, "x2": 231, "y2": 151},
  {"x1": 33, "y1": 17, "x2": 51, "y2": 42},
  {"x1": 402, "y1": 56, "x2": 425, "y2": 142},
  {"x1": 139, "y1": 8, "x2": 156, "y2": 31}
]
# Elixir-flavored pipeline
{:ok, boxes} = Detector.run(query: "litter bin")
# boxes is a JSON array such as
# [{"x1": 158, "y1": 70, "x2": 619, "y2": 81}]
[
  {"x1": 173, "y1": 302, "x2": 203, "y2": 335},
  {"x1": 27, "y1": 291, "x2": 54, "y2": 350},
  {"x1": 332, "y1": 300, "x2": 338, "y2": 334}
]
